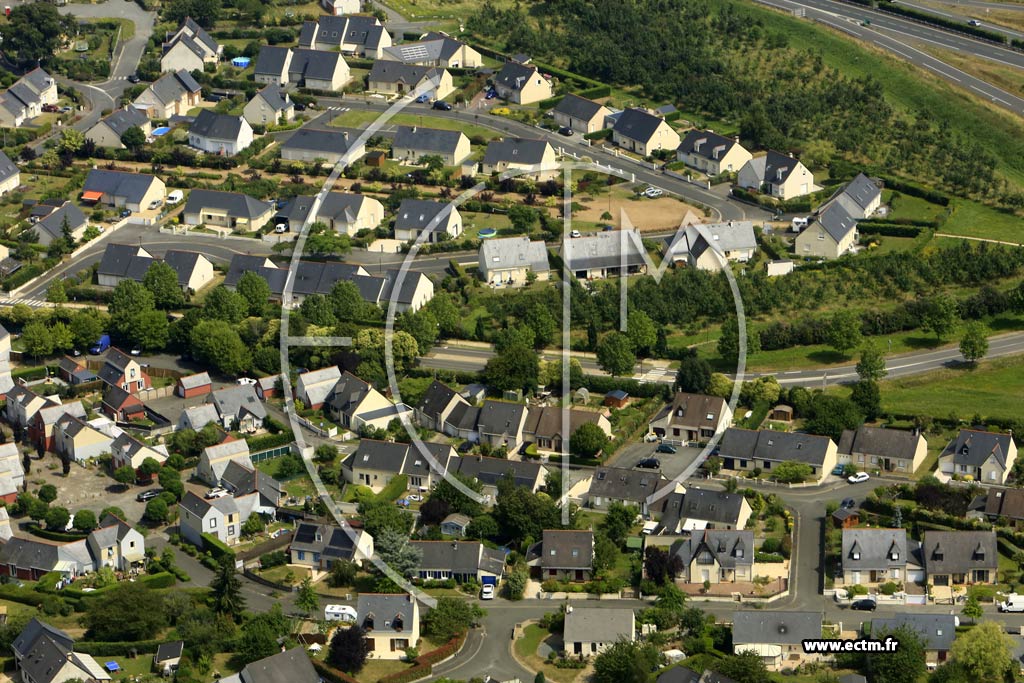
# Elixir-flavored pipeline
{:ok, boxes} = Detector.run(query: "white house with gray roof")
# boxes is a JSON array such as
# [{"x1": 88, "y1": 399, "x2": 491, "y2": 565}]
[
  {"x1": 208, "y1": 385, "x2": 267, "y2": 433},
  {"x1": 279, "y1": 192, "x2": 384, "y2": 235},
  {"x1": 85, "y1": 108, "x2": 152, "y2": 149},
  {"x1": 563, "y1": 607, "x2": 634, "y2": 657},
  {"x1": 612, "y1": 108, "x2": 680, "y2": 157},
  {"x1": 391, "y1": 125, "x2": 470, "y2": 166},
  {"x1": 562, "y1": 229, "x2": 648, "y2": 280},
  {"x1": 31, "y1": 202, "x2": 87, "y2": 248},
  {"x1": 355, "y1": 593, "x2": 419, "y2": 659},
  {"x1": 732, "y1": 610, "x2": 822, "y2": 669},
  {"x1": 677, "y1": 130, "x2": 752, "y2": 176},
  {"x1": 718, "y1": 428, "x2": 838, "y2": 484},
  {"x1": 938, "y1": 429, "x2": 1018, "y2": 484},
  {"x1": 97, "y1": 243, "x2": 213, "y2": 292},
  {"x1": 922, "y1": 530, "x2": 998, "y2": 588},
  {"x1": 493, "y1": 62, "x2": 552, "y2": 104},
  {"x1": 161, "y1": 17, "x2": 222, "y2": 73},
  {"x1": 243, "y1": 84, "x2": 294, "y2": 126},
  {"x1": 188, "y1": 110, "x2": 253, "y2": 155},
  {"x1": 0, "y1": 151, "x2": 19, "y2": 196},
  {"x1": 737, "y1": 150, "x2": 813, "y2": 200},
  {"x1": 0, "y1": 68, "x2": 57, "y2": 127},
  {"x1": 481, "y1": 137, "x2": 557, "y2": 181},
  {"x1": 280, "y1": 128, "x2": 365, "y2": 166},
  {"x1": 198, "y1": 439, "x2": 252, "y2": 486},
  {"x1": 553, "y1": 94, "x2": 611, "y2": 135},
  {"x1": 870, "y1": 615, "x2": 956, "y2": 670},
  {"x1": 833, "y1": 173, "x2": 882, "y2": 219},
  {"x1": 668, "y1": 530, "x2": 754, "y2": 585},
  {"x1": 341, "y1": 439, "x2": 455, "y2": 494},
  {"x1": 380, "y1": 32, "x2": 482, "y2": 68},
  {"x1": 298, "y1": 15, "x2": 391, "y2": 57},
  {"x1": 393, "y1": 198, "x2": 462, "y2": 243},
  {"x1": 182, "y1": 189, "x2": 274, "y2": 232},
  {"x1": 367, "y1": 61, "x2": 454, "y2": 100},
  {"x1": 133, "y1": 70, "x2": 202, "y2": 118},
  {"x1": 665, "y1": 222, "x2": 757, "y2": 271},
  {"x1": 82, "y1": 170, "x2": 165, "y2": 213},
  {"x1": 409, "y1": 540, "x2": 505, "y2": 583},
  {"x1": 841, "y1": 528, "x2": 911, "y2": 587},
  {"x1": 579, "y1": 466, "x2": 670, "y2": 516},
  {"x1": 478, "y1": 235, "x2": 550, "y2": 285},
  {"x1": 837, "y1": 425, "x2": 927, "y2": 476},
  {"x1": 296, "y1": 366, "x2": 342, "y2": 410},
  {"x1": 87, "y1": 514, "x2": 144, "y2": 571},
  {"x1": 658, "y1": 487, "x2": 752, "y2": 533}
]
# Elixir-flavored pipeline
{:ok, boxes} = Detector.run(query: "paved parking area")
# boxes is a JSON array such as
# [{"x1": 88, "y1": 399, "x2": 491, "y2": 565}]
[
  {"x1": 608, "y1": 441, "x2": 704, "y2": 482},
  {"x1": 26, "y1": 455, "x2": 152, "y2": 524}
]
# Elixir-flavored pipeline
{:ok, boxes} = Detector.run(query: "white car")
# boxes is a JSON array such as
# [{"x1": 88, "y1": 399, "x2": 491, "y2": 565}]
[
  {"x1": 570, "y1": 229, "x2": 582, "y2": 238},
  {"x1": 166, "y1": 190, "x2": 183, "y2": 205},
  {"x1": 274, "y1": 222, "x2": 288, "y2": 233},
  {"x1": 847, "y1": 472, "x2": 870, "y2": 484},
  {"x1": 644, "y1": 186, "x2": 664, "y2": 198},
  {"x1": 205, "y1": 488, "x2": 229, "y2": 499},
  {"x1": 236, "y1": 377, "x2": 257, "y2": 385},
  {"x1": 480, "y1": 584, "x2": 495, "y2": 600}
]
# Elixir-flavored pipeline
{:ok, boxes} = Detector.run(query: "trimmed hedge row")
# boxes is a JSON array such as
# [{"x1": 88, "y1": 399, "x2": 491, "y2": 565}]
[
  {"x1": 879, "y1": 176, "x2": 950, "y2": 206},
  {"x1": 574, "y1": 374, "x2": 672, "y2": 400},
  {"x1": 201, "y1": 533, "x2": 236, "y2": 563},
  {"x1": 245, "y1": 432, "x2": 294, "y2": 452},
  {"x1": 313, "y1": 660, "x2": 361, "y2": 683},
  {"x1": 858, "y1": 217, "x2": 941, "y2": 228},
  {"x1": 856, "y1": 223, "x2": 923, "y2": 238},
  {"x1": 0, "y1": 584, "x2": 47, "y2": 606},
  {"x1": 377, "y1": 635, "x2": 464, "y2": 683},
  {"x1": 27, "y1": 527, "x2": 89, "y2": 543},
  {"x1": 579, "y1": 85, "x2": 612, "y2": 99}
]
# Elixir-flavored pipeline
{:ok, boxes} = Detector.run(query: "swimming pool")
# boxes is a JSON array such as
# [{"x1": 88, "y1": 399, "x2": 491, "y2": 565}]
[{"x1": 151, "y1": 126, "x2": 170, "y2": 136}]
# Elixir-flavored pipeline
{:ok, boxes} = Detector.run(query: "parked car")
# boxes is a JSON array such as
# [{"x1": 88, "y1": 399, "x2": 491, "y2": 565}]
[
  {"x1": 840, "y1": 498, "x2": 856, "y2": 509},
  {"x1": 432, "y1": 100, "x2": 452, "y2": 111},
  {"x1": 847, "y1": 472, "x2": 870, "y2": 484},
  {"x1": 236, "y1": 377, "x2": 257, "y2": 385},
  {"x1": 119, "y1": 208, "x2": 132, "y2": 218},
  {"x1": 968, "y1": 19, "x2": 981, "y2": 26},
  {"x1": 148, "y1": 199, "x2": 162, "y2": 210},
  {"x1": 558, "y1": 126, "x2": 574, "y2": 136},
  {"x1": 166, "y1": 190, "x2": 183, "y2": 205},
  {"x1": 850, "y1": 598, "x2": 877, "y2": 611},
  {"x1": 570, "y1": 229, "x2": 581, "y2": 238},
  {"x1": 656, "y1": 443, "x2": 677, "y2": 454},
  {"x1": 274, "y1": 222, "x2": 288, "y2": 233},
  {"x1": 41, "y1": 104, "x2": 59, "y2": 113},
  {"x1": 480, "y1": 584, "x2": 495, "y2": 600},
  {"x1": 129, "y1": 348, "x2": 141, "y2": 356},
  {"x1": 415, "y1": 94, "x2": 430, "y2": 103},
  {"x1": 294, "y1": 102, "x2": 306, "y2": 111},
  {"x1": 485, "y1": 89, "x2": 497, "y2": 100},
  {"x1": 644, "y1": 186, "x2": 664, "y2": 198},
  {"x1": 205, "y1": 488, "x2": 229, "y2": 499},
  {"x1": 636, "y1": 458, "x2": 661, "y2": 469},
  {"x1": 457, "y1": 441, "x2": 474, "y2": 453},
  {"x1": 136, "y1": 488, "x2": 164, "y2": 503},
  {"x1": 831, "y1": 464, "x2": 846, "y2": 476},
  {"x1": 127, "y1": 73, "x2": 140, "y2": 83}
]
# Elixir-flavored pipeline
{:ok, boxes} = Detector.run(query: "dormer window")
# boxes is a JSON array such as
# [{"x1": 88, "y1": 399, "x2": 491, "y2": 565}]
[
  {"x1": 852, "y1": 552, "x2": 860, "y2": 560},
  {"x1": 890, "y1": 552, "x2": 899, "y2": 560},
  {"x1": 392, "y1": 614, "x2": 404, "y2": 631},
  {"x1": 571, "y1": 549, "x2": 579, "y2": 557},
  {"x1": 364, "y1": 613, "x2": 375, "y2": 631},
  {"x1": 736, "y1": 549, "x2": 744, "y2": 558}
]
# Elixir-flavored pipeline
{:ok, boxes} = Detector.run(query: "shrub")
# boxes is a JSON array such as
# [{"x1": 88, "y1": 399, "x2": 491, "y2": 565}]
[
  {"x1": 260, "y1": 551, "x2": 287, "y2": 569},
  {"x1": 878, "y1": 581, "x2": 901, "y2": 596}
]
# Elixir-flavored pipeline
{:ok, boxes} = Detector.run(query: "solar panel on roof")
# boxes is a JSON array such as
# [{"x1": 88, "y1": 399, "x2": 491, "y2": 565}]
[{"x1": 400, "y1": 44, "x2": 430, "y2": 61}]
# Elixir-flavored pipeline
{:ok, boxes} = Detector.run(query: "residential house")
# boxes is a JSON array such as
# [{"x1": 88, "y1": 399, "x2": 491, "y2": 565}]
[
  {"x1": 11, "y1": 618, "x2": 111, "y2": 683},
  {"x1": 492, "y1": 62, "x2": 552, "y2": 104},
  {"x1": 562, "y1": 229, "x2": 648, "y2": 280},
  {"x1": 528, "y1": 530, "x2": 594, "y2": 582},
  {"x1": 253, "y1": 46, "x2": 293, "y2": 85},
  {"x1": 161, "y1": 17, "x2": 222, "y2": 73},
  {"x1": 837, "y1": 426, "x2": 928, "y2": 476},
  {"x1": 4, "y1": 386, "x2": 50, "y2": 429},
  {"x1": 0, "y1": 443, "x2": 24, "y2": 505},
  {"x1": 794, "y1": 201, "x2": 858, "y2": 260},
  {"x1": 98, "y1": 348, "x2": 152, "y2": 394},
  {"x1": 669, "y1": 530, "x2": 755, "y2": 585},
  {"x1": 380, "y1": 32, "x2": 482, "y2": 68},
  {"x1": 86, "y1": 514, "x2": 145, "y2": 571},
  {"x1": 280, "y1": 128, "x2": 365, "y2": 166},
  {"x1": 182, "y1": 189, "x2": 274, "y2": 232},
  {"x1": 982, "y1": 487, "x2": 1024, "y2": 526},
  {"x1": 476, "y1": 400, "x2": 528, "y2": 451},
  {"x1": 28, "y1": 401, "x2": 86, "y2": 453},
  {"x1": 718, "y1": 428, "x2": 839, "y2": 484},
  {"x1": 178, "y1": 491, "x2": 246, "y2": 547},
  {"x1": 563, "y1": 607, "x2": 635, "y2": 657},
  {"x1": 0, "y1": 538, "x2": 94, "y2": 581},
  {"x1": 552, "y1": 94, "x2": 611, "y2": 135},
  {"x1": 278, "y1": 192, "x2": 384, "y2": 235},
  {"x1": 188, "y1": 111, "x2": 253, "y2": 156},
  {"x1": 833, "y1": 173, "x2": 882, "y2": 220},
  {"x1": 197, "y1": 439, "x2": 252, "y2": 486},
  {"x1": 409, "y1": 540, "x2": 505, "y2": 583},
  {"x1": 110, "y1": 433, "x2": 167, "y2": 470},
  {"x1": 295, "y1": 366, "x2": 342, "y2": 410},
  {"x1": 340, "y1": 440, "x2": 455, "y2": 494},
  {"x1": 297, "y1": 16, "x2": 392, "y2": 57},
  {"x1": 454, "y1": 455, "x2": 548, "y2": 499},
  {"x1": 243, "y1": 84, "x2": 295, "y2": 126},
  {"x1": 100, "y1": 385, "x2": 145, "y2": 422},
  {"x1": 649, "y1": 392, "x2": 733, "y2": 444},
  {"x1": 938, "y1": 429, "x2": 1018, "y2": 484},
  {"x1": 256, "y1": 376, "x2": 278, "y2": 400},
  {"x1": 326, "y1": 371, "x2": 409, "y2": 432},
  {"x1": 732, "y1": 611, "x2": 823, "y2": 670},
  {"x1": 440, "y1": 513, "x2": 471, "y2": 537},
  {"x1": 84, "y1": 108, "x2": 151, "y2": 149},
  {"x1": 391, "y1": 126, "x2": 471, "y2": 166},
  {"x1": 922, "y1": 530, "x2": 997, "y2": 587},
  {"x1": 154, "y1": 642, "x2": 184, "y2": 676},
  {"x1": 288, "y1": 49, "x2": 351, "y2": 90},
  {"x1": 612, "y1": 108, "x2": 681, "y2": 156},
  {"x1": 133, "y1": 70, "x2": 202, "y2": 118},
  {"x1": 582, "y1": 466, "x2": 669, "y2": 516},
  {"x1": 176, "y1": 372, "x2": 212, "y2": 398},
  {"x1": 321, "y1": 0, "x2": 359, "y2": 15},
  {"x1": 737, "y1": 150, "x2": 814, "y2": 200},
  {"x1": 414, "y1": 380, "x2": 470, "y2": 432},
  {"x1": 52, "y1": 415, "x2": 112, "y2": 463},
  {"x1": 841, "y1": 528, "x2": 910, "y2": 586},
  {"x1": 97, "y1": 243, "x2": 214, "y2": 292},
  {"x1": 366, "y1": 62, "x2": 454, "y2": 100},
  {"x1": 219, "y1": 648, "x2": 320, "y2": 683},
  {"x1": 478, "y1": 236, "x2": 550, "y2": 285},
  {"x1": 355, "y1": 594, "x2": 419, "y2": 659},
  {"x1": 658, "y1": 488, "x2": 752, "y2": 533},
  {"x1": 870, "y1": 615, "x2": 956, "y2": 670},
  {"x1": 0, "y1": 151, "x2": 19, "y2": 196},
  {"x1": 522, "y1": 406, "x2": 612, "y2": 453},
  {"x1": 393, "y1": 198, "x2": 463, "y2": 243},
  {"x1": 676, "y1": 130, "x2": 752, "y2": 176},
  {"x1": 208, "y1": 385, "x2": 267, "y2": 433},
  {"x1": 0, "y1": 68, "x2": 57, "y2": 127},
  {"x1": 220, "y1": 459, "x2": 284, "y2": 513},
  {"x1": 665, "y1": 222, "x2": 758, "y2": 270},
  {"x1": 81, "y1": 170, "x2": 166, "y2": 213},
  {"x1": 30, "y1": 202, "x2": 87, "y2": 248},
  {"x1": 480, "y1": 138, "x2": 557, "y2": 182},
  {"x1": 289, "y1": 521, "x2": 374, "y2": 569}
]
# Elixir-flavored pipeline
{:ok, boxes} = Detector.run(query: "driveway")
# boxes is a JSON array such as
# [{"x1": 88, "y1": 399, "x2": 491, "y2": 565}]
[{"x1": 607, "y1": 442, "x2": 704, "y2": 482}]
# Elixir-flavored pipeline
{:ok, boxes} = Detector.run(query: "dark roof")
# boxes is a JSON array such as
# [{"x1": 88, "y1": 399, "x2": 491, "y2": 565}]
[
  {"x1": 651, "y1": 392, "x2": 728, "y2": 431},
  {"x1": 661, "y1": 488, "x2": 747, "y2": 529},
  {"x1": 761, "y1": 150, "x2": 801, "y2": 185},
  {"x1": 254, "y1": 45, "x2": 291, "y2": 76},
  {"x1": 83, "y1": 169, "x2": 161, "y2": 204},
  {"x1": 411, "y1": 540, "x2": 504, "y2": 576},
  {"x1": 19, "y1": 633, "x2": 72, "y2": 683},
  {"x1": 184, "y1": 189, "x2": 272, "y2": 220},
  {"x1": 923, "y1": 530, "x2": 997, "y2": 575},
  {"x1": 720, "y1": 428, "x2": 834, "y2": 467},
  {"x1": 393, "y1": 198, "x2": 453, "y2": 232},
  {"x1": 0, "y1": 538, "x2": 59, "y2": 575},
  {"x1": 984, "y1": 487, "x2": 1024, "y2": 520},
  {"x1": 393, "y1": 125, "x2": 465, "y2": 155},
  {"x1": 355, "y1": 594, "x2": 416, "y2": 634},
  {"x1": 943, "y1": 429, "x2": 1014, "y2": 469},
  {"x1": 190, "y1": 109, "x2": 246, "y2": 141},
  {"x1": 732, "y1": 610, "x2": 821, "y2": 646},
  {"x1": 221, "y1": 458, "x2": 282, "y2": 507},
  {"x1": 11, "y1": 618, "x2": 72, "y2": 658},
  {"x1": 347, "y1": 439, "x2": 410, "y2": 474},
  {"x1": 482, "y1": 138, "x2": 551, "y2": 166},
  {"x1": 562, "y1": 230, "x2": 648, "y2": 271},
  {"x1": 98, "y1": 243, "x2": 148, "y2": 278},
  {"x1": 241, "y1": 647, "x2": 319, "y2": 683},
  {"x1": 416, "y1": 380, "x2": 461, "y2": 418},
  {"x1": 282, "y1": 128, "x2": 357, "y2": 156},
  {"x1": 210, "y1": 384, "x2": 267, "y2": 421},
  {"x1": 155, "y1": 640, "x2": 184, "y2": 663},
  {"x1": 369, "y1": 61, "x2": 440, "y2": 86},
  {"x1": 289, "y1": 49, "x2": 345, "y2": 82},
  {"x1": 476, "y1": 400, "x2": 526, "y2": 437},
  {"x1": 301, "y1": 15, "x2": 385, "y2": 49},
  {"x1": 291, "y1": 521, "x2": 359, "y2": 560},
  {"x1": 327, "y1": 371, "x2": 374, "y2": 417},
  {"x1": 672, "y1": 530, "x2": 753, "y2": 569},
  {"x1": 587, "y1": 467, "x2": 667, "y2": 504},
  {"x1": 656, "y1": 668, "x2": 701, "y2": 683},
  {"x1": 103, "y1": 384, "x2": 143, "y2": 410},
  {"x1": 677, "y1": 129, "x2": 739, "y2": 161},
  {"x1": 814, "y1": 202, "x2": 857, "y2": 243},
  {"x1": 163, "y1": 250, "x2": 208, "y2": 286},
  {"x1": 538, "y1": 529, "x2": 593, "y2": 569},
  {"x1": 524, "y1": 406, "x2": 605, "y2": 441},
  {"x1": 0, "y1": 150, "x2": 19, "y2": 185},
  {"x1": 455, "y1": 455, "x2": 543, "y2": 489},
  {"x1": 35, "y1": 202, "x2": 86, "y2": 242},
  {"x1": 254, "y1": 84, "x2": 291, "y2": 112},
  {"x1": 143, "y1": 69, "x2": 201, "y2": 105},
  {"x1": 871, "y1": 614, "x2": 956, "y2": 652},
  {"x1": 612, "y1": 108, "x2": 665, "y2": 143},
  {"x1": 494, "y1": 61, "x2": 540, "y2": 92},
  {"x1": 837, "y1": 426, "x2": 922, "y2": 462},
  {"x1": 553, "y1": 94, "x2": 605, "y2": 122},
  {"x1": 842, "y1": 529, "x2": 907, "y2": 571},
  {"x1": 840, "y1": 173, "x2": 881, "y2": 212},
  {"x1": 99, "y1": 108, "x2": 149, "y2": 139}
]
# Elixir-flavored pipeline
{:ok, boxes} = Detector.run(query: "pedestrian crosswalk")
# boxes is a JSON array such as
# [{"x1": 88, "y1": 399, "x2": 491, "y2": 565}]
[
  {"x1": 0, "y1": 297, "x2": 48, "y2": 308},
  {"x1": 325, "y1": 106, "x2": 350, "y2": 113}
]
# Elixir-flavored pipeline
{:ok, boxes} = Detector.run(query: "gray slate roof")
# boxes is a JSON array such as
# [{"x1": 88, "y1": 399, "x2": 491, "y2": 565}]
[
  {"x1": 12, "y1": 618, "x2": 72, "y2": 659},
  {"x1": 83, "y1": 169, "x2": 161, "y2": 204},
  {"x1": 720, "y1": 428, "x2": 834, "y2": 467},
  {"x1": 923, "y1": 530, "x2": 997, "y2": 575},
  {"x1": 184, "y1": 189, "x2": 272, "y2": 220},
  {"x1": 190, "y1": 110, "x2": 246, "y2": 141},
  {"x1": 394, "y1": 198, "x2": 453, "y2": 232},
  {"x1": 661, "y1": 488, "x2": 747, "y2": 528},
  {"x1": 944, "y1": 429, "x2": 1014, "y2": 468},
  {"x1": 178, "y1": 372, "x2": 211, "y2": 390},
  {"x1": 254, "y1": 84, "x2": 291, "y2": 112},
  {"x1": 145, "y1": 70, "x2": 201, "y2": 105},
  {"x1": 289, "y1": 49, "x2": 345, "y2": 82},
  {"x1": 0, "y1": 150, "x2": 19, "y2": 185},
  {"x1": 290, "y1": 521, "x2": 360, "y2": 561},
  {"x1": 392, "y1": 125, "x2": 465, "y2": 155},
  {"x1": 842, "y1": 529, "x2": 907, "y2": 571},
  {"x1": 553, "y1": 94, "x2": 605, "y2": 122},
  {"x1": 476, "y1": 400, "x2": 526, "y2": 436},
  {"x1": 871, "y1": 614, "x2": 956, "y2": 652},
  {"x1": 678, "y1": 129, "x2": 741, "y2": 161},
  {"x1": 355, "y1": 594, "x2": 416, "y2": 634},
  {"x1": 455, "y1": 454, "x2": 542, "y2": 489},
  {"x1": 494, "y1": 61, "x2": 540, "y2": 92},
  {"x1": 760, "y1": 150, "x2": 802, "y2": 185},
  {"x1": 99, "y1": 108, "x2": 149, "y2": 139},
  {"x1": 479, "y1": 236, "x2": 549, "y2": 273},
  {"x1": 482, "y1": 137, "x2": 551, "y2": 166},
  {"x1": 563, "y1": 607, "x2": 634, "y2": 645},
  {"x1": 672, "y1": 530, "x2": 753, "y2": 569},
  {"x1": 210, "y1": 385, "x2": 267, "y2": 421},
  {"x1": 282, "y1": 128, "x2": 357, "y2": 156},
  {"x1": 35, "y1": 202, "x2": 86, "y2": 243},
  {"x1": 382, "y1": 33, "x2": 467, "y2": 63},
  {"x1": 838, "y1": 173, "x2": 881, "y2": 213},
  {"x1": 666, "y1": 222, "x2": 756, "y2": 261},
  {"x1": 814, "y1": 202, "x2": 857, "y2": 243},
  {"x1": 254, "y1": 46, "x2": 291, "y2": 76},
  {"x1": 538, "y1": 529, "x2": 592, "y2": 569},
  {"x1": 240, "y1": 647, "x2": 319, "y2": 683},
  {"x1": 837, "y1": 426, "x2": 922, "y2": 462},
  {"x1": 587, "y1": 467, "x2": 668, "y2": 504},
  {"x1": 732, "y1": 610, "x2": 821, "y2": 646},
  {"x1": 562, "y1": 230, "x2": 647, "y2": 271},
  {"x1": 613, "y1": 108, "x2": 665, "y2": 144},
  {"x1": 411, "y1": 540, "x2": 505, "y2": 576},
  {"x1": 368, "y1": 61, "x2": 439, "y2": 86}
]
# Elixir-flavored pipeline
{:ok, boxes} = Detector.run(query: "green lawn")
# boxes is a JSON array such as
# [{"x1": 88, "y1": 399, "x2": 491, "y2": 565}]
[
  {"x1": 939, "y1": 199, "x2": 1024, "y2": 244},
  {"x1": 328, "y1": 110, "x2": 500, "y2": 140},
  {"x1": 384, "y1": 0, "x2": 515, "y2": 20},
  {"x1": 356, "y1": 660, "x2": 414, "y2": 683},
  {"x1": 885, "y1": 190, "x2": 948, "y2": 224}
]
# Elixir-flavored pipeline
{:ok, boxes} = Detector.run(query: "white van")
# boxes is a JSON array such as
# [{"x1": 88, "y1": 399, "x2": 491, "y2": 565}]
[
  {"x1": 166, "y1": 190, "x2": 184, "y2": 205},
  {"x1": 999, "y1": 594, "x2": 1024, "y2": 612},
  {"x1": 325, "y1": 604, "x2": 357, "y2": 622},
  {"x1": 791, "y1": 216, "x2": 809, "y2": 231}
]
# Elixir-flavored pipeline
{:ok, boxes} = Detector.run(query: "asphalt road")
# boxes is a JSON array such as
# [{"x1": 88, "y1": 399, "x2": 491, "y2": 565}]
[
  {"x1": 893, "y1": 0, "x2": 1024, "y2": 37},
  {"x1": 924, "y1": 0, "x2": 1024, "y2": 9}
]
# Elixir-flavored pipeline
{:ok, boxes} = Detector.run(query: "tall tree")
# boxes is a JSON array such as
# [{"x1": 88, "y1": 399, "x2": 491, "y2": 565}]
[
  {"x1": 82, "y1": 582, "x2": 167, "y2": 641},
  {"x1": 210, "y1": 557, "x2": 245, "y2": 620},
  {"x1": 236, "y1": 271, "x2": 271, "y2": 317},
  {"x1": 920, "y1": 294, "x2": 958, "y2": 341},
  {"x1": 143, "y1": 261, "x2": 185, "y2": 310},
  {"x1": 867, "y1": 625, "x2": 926, "y2": 683},
  {"x1": 593, "y1": 640, "x2": 661, "y2": 683},
  {"x1": 121, "y1": 126, "x2": 146, "y2": 151},
  {"x1": 295, "y1": 576, "x2": 318, "y2": 617},
  {"x1": 483, "y1": 343, "x2": 539, "y2": 393},
  {"x1": 856, "y1": 340, "x2": 887, "y2": 381},
  {"x1": 190, "y1": 320, "x2": 252, "y2": 376},
  {"x1": 850, "y1": 379, "x2": 881, "y2": 421},
  {"x1": 329, "y1": 625, "x2": 368, "y2": 673},
  {"x1": 714, "y1": 651, "x2": 772, "y2": 683},
  {"x1": 675, "y1": 349, "x2": 712, "y2": 393},
  {"x1": 959, "y1": 322, "x2": 988, "y2": 365},
  {"x1": 950, "y1": 620, "x2": 1013, "y2": 681},
  {"x1": 596, "y1": 332, "x2": 635, "y2": 376},
  {"x1": 569, "y1": 422, "x2": 609, "y2": 459},
  {"x1": 626, "y1": 310, "x2": 657, "y2": 358},
  {"x1": 374, "y1": 528, "x2": 423, "y2": 578},
  {"x1": 5, "y1": 4, "x2": 76, "y2": 67},
  {"x1": 825, "y1": 310, "x2": 863, "y2": 356},
  {"x1": 203, "y1": 286, "x2": 249, "y2": 324},
  {"x1": 422, "y1": 597, "x2": 481, "y2": 641}
]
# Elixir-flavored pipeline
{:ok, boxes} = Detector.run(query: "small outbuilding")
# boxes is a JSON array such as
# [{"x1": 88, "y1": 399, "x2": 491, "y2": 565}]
[
  {"x1": 604, "y1": 390, "x2": 629, "y2": 408},
  {"x1": 770, "y1": 405, "x2": 794, "y2": 422}
]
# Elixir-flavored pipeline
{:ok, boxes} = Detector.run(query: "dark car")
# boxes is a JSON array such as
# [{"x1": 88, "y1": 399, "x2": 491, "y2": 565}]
[
  {"x1": 457, "y1": 441, "x2": 474, "y2": 453},
  {"x1": 850, "y1": 599, "x2": 877, "y2": 611},
  {"x1": 127, "y1": 73, "x2": 140, "y2": 83},
  {"x1": 136, "y1": 488, "x2": 164, "y2": 503},
  {"x1": 832, "y1": 464, "x2": 846, "y2": 476},
  {"x1": 656, "y1": 443, "x2": 677, "y2": 454},
  {"x1": 294, "y1": 102, "x2": 307, "y2": 111},
  {"x1": 636, "y1": 458, "x2": 661, "y2": 469},
  {"x1": 841, "y1": 498, "x2": 856, "y2": 509},
  {"x1": 485, "y1": 89, "x2": 497, "y2": 100},
  {"x1": 119, "y1": 209, "x2": 132, "y2": 218},
  {"x1": 432, "y1": 100, "x2": 452, "y2": 111},
  {"x1": 558, "y1": 126, "x2": 574, "y2": 136}
]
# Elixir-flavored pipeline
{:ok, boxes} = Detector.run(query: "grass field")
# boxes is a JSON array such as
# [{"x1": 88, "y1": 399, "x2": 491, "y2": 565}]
[
  {"x1": 939, "y1": 199, "x2": 1024, "y2": 244},
  {"x1": 922, "y1": 45, "x2": 1024, "y2": 98},
  {"x1": 328, "y1": 109, "x2": 500, "y2": 140},
  {"x1": 384, "y1": 0, "x2": 515, "y2": 21}
]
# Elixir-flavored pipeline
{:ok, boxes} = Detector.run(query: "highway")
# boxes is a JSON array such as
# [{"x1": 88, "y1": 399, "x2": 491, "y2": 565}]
[{"x1": 893, "y1": 0, "x2": 1024, "y2": 38}]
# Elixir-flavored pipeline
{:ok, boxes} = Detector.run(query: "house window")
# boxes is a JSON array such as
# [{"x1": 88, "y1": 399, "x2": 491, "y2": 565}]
[
  {"x1": 209, "y1": 519, "x2": 217, "y2": 528},
  {"x1": 130, "y1": 369, "x2": 136, "y2": 379},
  {"x1": 852, "y1": 552, "x2": 860, "y2": 560},
  {"x1": 297, "y1": 551, "x2": 305, "y2": 561},
  {"x1": 228, "y1": 525, "x2": 236, "y2": 536},
  {"x1": 391, "y1": 639, "x2": 409, "y2": 651},
  {"x1": 571, "y1": 549, "x2": 579, "y2": 557},
  {"x1": 129, "y1": 541, "x2": 135, "y2": 549},
  {"x1": 817, "y1": 232, "x2": 824, "y2": 240},
  {"x1": 891, "y1": 552, "x2": 899, "y2": 560}
]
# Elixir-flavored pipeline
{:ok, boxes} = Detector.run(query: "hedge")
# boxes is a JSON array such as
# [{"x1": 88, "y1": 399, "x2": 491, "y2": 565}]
[
  {"x1": 0, "y1": 584, "x2": 46, "y2": 606},
  {"x1": 578, "y1": 85, "x2": 612, "y2": 99},
  {"x1": 879, "y1": 176, "x2": 950, "y2": 206},
  {"x1": 312, "y1": 660, "x2": 361, "y2": 683},
  {"x1": 27, "y1": 527, "x2": 90, "y2": 543},
  {"x1": 376, "y1": 635, "x2": 464, "y2": 683},
  {"x1": 583, "y1": 129, "x2": 613, "y2": 141},
  {"x1": 12, "y1": 366, "x2": 52, "y2": 382},
  {"x1": 858, "y1": 217, "x2": 941, "y2": 228},
  {"x1": 201, "y1": 533, "x2": 236, "y2": 563},
  {"x1": 64, "y1": 572, "x2": 177, "y2": 600},
  {"x1": 755, "y1": 552, "x2": 785, "y2": 563},
  {"x1": 537, "y1": 95, "x2": 565, "y2": 110},
  {"x1": 573, "y1": 374, "x2": 672, "y2": 400},
  {"x1": 855, "y1": 223, "x2": 923, "y2": 238},
  {"x1": 75, "y1": 639, "x2": 170, "y2": 656},
  {"x1": 376, "y1": 474, "x2": 409, "y2": 503},
  {"x1": 245, "y1": 432, "x2": 294, "y2": 452}
]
